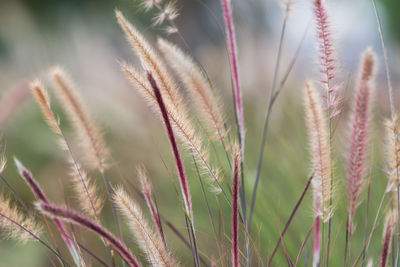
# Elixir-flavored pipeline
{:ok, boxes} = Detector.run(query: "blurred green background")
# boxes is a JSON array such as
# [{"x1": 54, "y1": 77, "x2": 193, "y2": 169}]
[{"x1": 0, "y1": 0, "x2": 399, "y2": 266}]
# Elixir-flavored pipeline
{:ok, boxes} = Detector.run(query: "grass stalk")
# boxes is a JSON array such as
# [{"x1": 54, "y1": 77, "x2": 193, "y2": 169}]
[{"x1": 267, "y1": 173, "x2": 313, "y2": 266}]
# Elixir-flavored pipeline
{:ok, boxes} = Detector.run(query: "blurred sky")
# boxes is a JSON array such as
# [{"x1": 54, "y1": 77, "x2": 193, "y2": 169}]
[{"x1": 0, "y1": 0, "x2": 399, "y2": 129}]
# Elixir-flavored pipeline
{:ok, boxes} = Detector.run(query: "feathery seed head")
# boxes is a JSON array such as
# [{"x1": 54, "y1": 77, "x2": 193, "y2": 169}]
[
  {"x1": 312, "y1": 0, "x2": 340, "y2": 118},
  {"x1": 385, "y1": 114, "x2": 400, "y2": 186},
  {"x1": 153, "y1": 2, "x2": 179, "y2": 26},
  {"x1": 157, "y1": 38, "x2": 227, "y2": 140},
  {"x1": 141, "y1": 0, "x2": 162, "y2": 10},
  {"x1": 70, "y1": 161, "x2": 104, "y2": 218},
  {"x1": 114, "y1": 187, "x2": 178, "y2": 266},
  {"x1": 118, "y1": 18, "x2": 220, "y2": 194},
  {"x1": 346, "y1": 47, "x2": 377, "y2": 234},
  {"x1": 138, "y1": 165, "x2": 152, "y2": 196},
  {"x1": 0, "y1": 193, "x2": 42, "y2": 242},
  {"x1": 116, "y1": 10, "x2": 182, "y2": 111},
  {"x1": 303, "y1": 81, "x2": 333, "y2": 221},
  {"x1": 29, "y1": 79, "x2": 61, "y2": 135},
  {"x1": 50, "y1": 67, "x2": 108, "y2": 171}
]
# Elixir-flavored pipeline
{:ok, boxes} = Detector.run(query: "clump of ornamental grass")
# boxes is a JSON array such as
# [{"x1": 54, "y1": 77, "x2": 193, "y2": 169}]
[{"x1": 2, "y1": 0, "x2": 400, "y2": 266}]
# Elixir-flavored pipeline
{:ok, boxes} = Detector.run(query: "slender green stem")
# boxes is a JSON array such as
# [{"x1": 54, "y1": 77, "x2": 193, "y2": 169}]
[
  {"x1": 267, "y1": 174, "x2": 313, "y2": 266},
  {"x1": 248, "y1": 2, "x2": 289, "y2": 233}
]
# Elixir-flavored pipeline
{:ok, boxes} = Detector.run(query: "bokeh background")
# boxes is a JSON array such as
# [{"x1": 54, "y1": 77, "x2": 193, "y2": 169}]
[{"x1": 0, "y1": 0, "x2": 399, "y2": 266}]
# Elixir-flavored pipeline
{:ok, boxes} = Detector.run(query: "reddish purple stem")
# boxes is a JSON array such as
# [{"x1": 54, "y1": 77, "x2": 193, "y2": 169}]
[
  {"x1": 143, "y1": 189, "x2": 165, "y2": 245},
  {"x1": 16, "y1": 161, "x2": 76, "y2": 253},
  {"x1": 220, "y1": 0, "x2": 244, "y2": 142},
  {"x1": 146, "y1": 72, "x2": 192, "y2": 216},
  {"x1": 39, "y1": 202, "x2": 140, "y2": 267},
  {"x1": 313, "y1": 216, "x2": 321, "y2": 267},
  {"x1": 380, "y1": 222, "x2": 392, "y2": 267},
  {"x1": 231, "y1": 154, "x2": 239, "y2": 267}
]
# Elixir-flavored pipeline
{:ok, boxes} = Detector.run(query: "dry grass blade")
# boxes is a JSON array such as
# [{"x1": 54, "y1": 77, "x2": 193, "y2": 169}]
[{"x1": 114, "y1": 187, "x2": 179, "y2": 267}]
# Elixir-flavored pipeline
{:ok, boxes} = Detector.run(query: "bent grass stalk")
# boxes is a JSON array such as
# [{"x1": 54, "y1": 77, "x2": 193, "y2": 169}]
[
  {"x1": 14, "y1": 158, "x2": 84, "y2": 266},
  {"x1": 38, "y1": 202, "x2": 140, "y2": 267},
  {"x1": 146, "y1": 72, "x2": 200, "y2": 266}
]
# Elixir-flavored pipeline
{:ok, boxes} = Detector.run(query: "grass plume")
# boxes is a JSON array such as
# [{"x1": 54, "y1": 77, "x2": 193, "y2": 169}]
[
  {"x1": 0, "y1": 193, "x2": 42, "y2": 242},
  {"x1": 304, "y1": 81, "x2": 332, "y2": 221},
  {"x1": 157, "y1": 38, "x2": 226, "y2": 140},
  {"x1": 114, "y1": 187, "x2": 178, "y2": 267},
  {"x1": 51, "y1": 67, "x2": 108, "y2": 171},
  {"x1": 346, "y1": 48, "x2": 377, "y2": 235}
]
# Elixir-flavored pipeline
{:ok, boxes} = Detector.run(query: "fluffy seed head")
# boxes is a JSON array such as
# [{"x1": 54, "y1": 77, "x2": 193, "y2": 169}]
[
  {"x1": 141, "y1": 0, "x2": 162, "y2": 10},
  {"x1": 304, "y1": 81, "x2": 333, "y2": 221},
  {"x1": 153, "y1": 2, "x2": 179, "y2": 26},
  {"x1": 115, "y1": 10, "x2": 182, "y2": 111},
  {"x1": 50, "y1": 67, "x2": 108, "y2": 171},
  {"x1": 0, "y1": 193, "x2": 42, "y2": 242},
  {"x1": 70, "y1": 161, "x2": 103, "y2": 219},
  {"x1": 385, "y1": 114, "x2": 400, "y2": 187},
  {"x1": 30, "y1": 79, "x2": 61, "y2": 135},
  {"x1": 157, "y1": 38, "x2": 227, "y2": 140},
  {"x1": 346, "y1": 48, "x2": 377, "y2": 234},
  {"x1": 313, "y1": 0, "x2": 340, "y2": 118},
  {"x1": 114, "y1": 187, "x2": 178, "y2": 266},
  {"x1": 120, "y1": 53, "x2": 220, "y2": 193}
]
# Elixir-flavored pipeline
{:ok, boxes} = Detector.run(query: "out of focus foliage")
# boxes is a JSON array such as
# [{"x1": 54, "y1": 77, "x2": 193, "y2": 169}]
[{"x1": 381, "y1": 0, "x2": 400, "y2": 40}]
